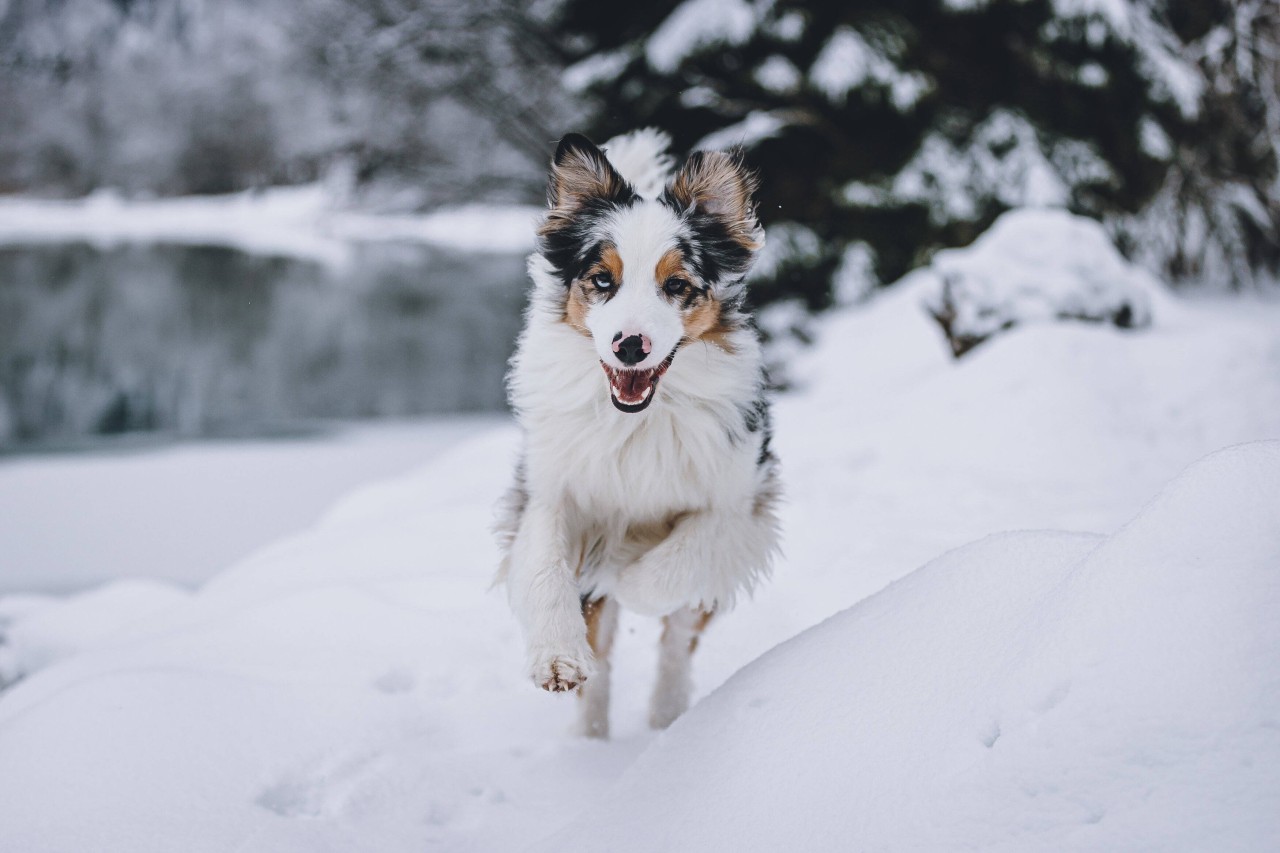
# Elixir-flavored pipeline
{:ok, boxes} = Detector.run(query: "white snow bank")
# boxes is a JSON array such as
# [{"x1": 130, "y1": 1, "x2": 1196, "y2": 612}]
[
  {"x1": 0, "y1": 185, "x2": 541, "y2": 265},
  {"x1": 0, "y1": 418, "x2": 495, "y2": 594},
  {"x1": 0, "y1": 580, "x2": 189, "y2": 686},
  {"x1": 924, "y1": 208, "x2": 1156, "y2": 353},
  {"x1": 538, "y1": 441, "x2": 1280, "y2": 852},
  {"x1": 0, "y1": 208, "x2": 1278, "y2": 851}
]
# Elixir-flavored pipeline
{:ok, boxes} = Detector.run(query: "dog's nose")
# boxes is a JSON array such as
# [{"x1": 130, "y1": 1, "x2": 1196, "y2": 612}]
[{"x1": 612, "y1": 333, "x2": 650, "y2": 366}]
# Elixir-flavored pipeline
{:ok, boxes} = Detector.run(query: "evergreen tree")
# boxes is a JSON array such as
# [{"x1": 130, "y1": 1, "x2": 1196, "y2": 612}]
[{"x1": 549, "y1": 0, "x2": 1280, "y2": 305}]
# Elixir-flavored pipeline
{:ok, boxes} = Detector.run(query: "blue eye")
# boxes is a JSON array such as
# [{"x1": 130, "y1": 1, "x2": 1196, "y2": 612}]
[
  {"x1": 664, "y1": 277, "x2": 691, "y2": 297},
  {"x1": 591, "y1": 273, "x2": 614, "y2": 289}
]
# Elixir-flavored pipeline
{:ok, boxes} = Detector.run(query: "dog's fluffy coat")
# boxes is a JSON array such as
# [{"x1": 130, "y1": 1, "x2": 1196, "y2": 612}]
[{"x1": 496, "y1": 129, "x2": 780, "y2": 737}]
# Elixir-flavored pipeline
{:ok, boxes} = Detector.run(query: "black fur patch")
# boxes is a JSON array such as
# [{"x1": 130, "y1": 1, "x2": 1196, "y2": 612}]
[
  {"x1": 667, "y1": 205, "x2": 755, "y2": 290},
  {"x1": 540, "y1": 196, "x2": 636, "y2": 286},
  {"x1": 540, "y1": 133, "x2": 638, "y2": 286},
  {"x1": 739, "y1": 389, "x2": 774, "y2": 468}
]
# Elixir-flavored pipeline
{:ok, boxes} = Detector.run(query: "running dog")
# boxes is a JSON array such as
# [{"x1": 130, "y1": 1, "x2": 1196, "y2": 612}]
[{"x1": 496, "y1": 129, "x2": 780, "y2": 737}]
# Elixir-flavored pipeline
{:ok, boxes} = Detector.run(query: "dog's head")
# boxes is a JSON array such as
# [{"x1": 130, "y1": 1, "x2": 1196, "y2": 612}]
[{"x1": 537, "y1": 133, "x2": 763, "y2": 413}]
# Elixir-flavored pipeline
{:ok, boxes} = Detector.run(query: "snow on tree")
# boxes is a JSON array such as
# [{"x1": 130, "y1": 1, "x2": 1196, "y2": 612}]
[
  {"x1": 0, "y1": 0, "x2": 577, "y2": 205},
  {"x1": 551, "y1": 0, "x2": 1280, "y2": 306}
]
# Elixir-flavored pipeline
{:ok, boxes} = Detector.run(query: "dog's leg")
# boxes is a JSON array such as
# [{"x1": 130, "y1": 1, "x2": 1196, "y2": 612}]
[
  {"x1": 650, "y1": 607, "x2": 714, "y2": 729},
  {"x1": 577, "y1": 595, "x2": 619, "y2": 738},
  {"x1": 507, "y1": 498, "x2": 594, "y2": 692}
]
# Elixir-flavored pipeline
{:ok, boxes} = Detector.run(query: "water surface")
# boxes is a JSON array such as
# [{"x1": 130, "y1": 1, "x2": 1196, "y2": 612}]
[{"x1": 0, "y1": 242, "x2": 529, "y2": 452}]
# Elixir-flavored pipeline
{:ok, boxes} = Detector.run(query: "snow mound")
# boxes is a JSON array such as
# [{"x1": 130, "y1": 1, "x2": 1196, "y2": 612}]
[
  {"x1": 924, "y1": 208, "x2": 1156, "y2": 355},
  {"x1": 0, "y1": 579, "x2": 189, "y2": 685},
  {"x1": 537, "y1": 441, "x2": 1280, "y2": 852}
]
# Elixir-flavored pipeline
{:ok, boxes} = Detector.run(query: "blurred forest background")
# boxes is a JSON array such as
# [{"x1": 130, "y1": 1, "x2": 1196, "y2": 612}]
[
  {"x1": 1, "y1": 0, "x2": 1278, "y2": 447},
  {"x1": 3, "y1": 0, "x2": 1277, "y2": 302}
]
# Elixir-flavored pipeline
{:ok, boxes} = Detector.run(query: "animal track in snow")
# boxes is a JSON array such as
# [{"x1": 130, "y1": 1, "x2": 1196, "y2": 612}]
[{"x1": 255, "y1": 749, "x2": 393, "y2": 819}]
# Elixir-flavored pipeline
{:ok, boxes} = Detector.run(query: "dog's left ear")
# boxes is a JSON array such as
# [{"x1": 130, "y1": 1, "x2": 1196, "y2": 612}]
[
  {"x1": 547, "y1": 133, "x2": 632, "y2": 212},
  {"x1": 667, "y1": 148, "x2": 763, "y2": 252}
]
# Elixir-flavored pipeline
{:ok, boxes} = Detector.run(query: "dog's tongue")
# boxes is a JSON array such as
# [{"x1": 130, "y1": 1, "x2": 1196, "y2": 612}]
[{"x1": 612, "y1": 369, "x2": 655, "y2": 404}]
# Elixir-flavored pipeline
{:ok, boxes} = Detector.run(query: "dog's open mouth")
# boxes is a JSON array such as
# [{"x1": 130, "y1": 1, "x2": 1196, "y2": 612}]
[{"x1": 601, "y1": 353, "x2": 675, "y2": 413}]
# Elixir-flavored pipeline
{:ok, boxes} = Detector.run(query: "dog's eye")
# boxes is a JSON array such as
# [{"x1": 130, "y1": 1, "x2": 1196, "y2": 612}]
[
  {"x1": 591, "y1": 273, "x2": 614, "y2": 290},
  {"x1": 663, "y1": 277, "x2": 691, "y2": 298}
]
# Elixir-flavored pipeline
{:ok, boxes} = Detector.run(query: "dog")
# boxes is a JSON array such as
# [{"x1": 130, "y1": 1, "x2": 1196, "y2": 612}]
[{"x1": 495, "y1": 128, "x2": 781, "y2": 738}]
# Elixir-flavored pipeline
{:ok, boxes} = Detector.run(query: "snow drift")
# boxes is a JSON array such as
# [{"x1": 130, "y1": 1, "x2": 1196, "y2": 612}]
[
  {"x1": 0, "y1": 210, "x2": 1277, "y2": 852},
  {"x1": 535, "y1": 441, "x2": 1280, "y2": 852}
]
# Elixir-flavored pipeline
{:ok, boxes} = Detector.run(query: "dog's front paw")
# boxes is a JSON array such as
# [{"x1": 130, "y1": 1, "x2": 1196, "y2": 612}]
[{"x1": 528, "y1": 646, "x2": 594, "y2": 693}]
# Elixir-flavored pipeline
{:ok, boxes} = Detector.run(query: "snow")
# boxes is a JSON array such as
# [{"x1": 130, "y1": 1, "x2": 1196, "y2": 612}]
[
  {"x1": 749, "y1": 221, "x2": 822, "y2": 282},
  {"x1": 753, "y1": 54, "x2": 802, "y2": 94},
  {"x1": 535, "y1": 441, "x2": 1280, "y2": 851},
  {"x1": 1047, "y1": 0, "x2": 1205, "y2": 119},
  {"x1": 1, "y1": 211, "x2": 1279, "y2": 851},
  {"x1": 695, "y1": 110, "x2": 791, "y2": 152},
  {"x1": 924, "y1": 208, "x2": 1155, "y2": 347},
  {"x1": 562, "y1": 48, "x2": 633, "y2": 93},
  {"x1": 0, "y1": 418, "x2": 494, "y2": 594},
  {"x1": 765, "y1": 10, "x2": 806, "y2": 42},
  {"x1": 645, "y1": 0, "x2": 763, "y2": 74},
  {"x1": 809, "y1": 26, "x2": 931, "y2": 111},
  {"x1": 0, "y1": 186, "x2": 541, "y2": 266},
  {"x1": 893, "y1": 110, "x2": 1074, "y2": 224},
  {"x1": 830, "y1": 240, "x2": 877, "y2": 305}
]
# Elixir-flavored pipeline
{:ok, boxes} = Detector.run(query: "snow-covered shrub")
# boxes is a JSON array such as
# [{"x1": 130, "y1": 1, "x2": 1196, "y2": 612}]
[{"x1": 924, "y1": 209, "x2": 1154, "y2": 356}]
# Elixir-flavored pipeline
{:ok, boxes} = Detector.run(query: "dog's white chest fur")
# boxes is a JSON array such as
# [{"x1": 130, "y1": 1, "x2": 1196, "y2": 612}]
[{"x1": 515, "y1": 320, "x2": 760, "y2": 525}]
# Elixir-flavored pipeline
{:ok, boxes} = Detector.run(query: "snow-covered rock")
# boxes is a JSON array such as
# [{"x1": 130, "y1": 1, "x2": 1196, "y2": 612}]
[{"x1": 923, "y1": 208, "x2": 1156, "y2": 355}]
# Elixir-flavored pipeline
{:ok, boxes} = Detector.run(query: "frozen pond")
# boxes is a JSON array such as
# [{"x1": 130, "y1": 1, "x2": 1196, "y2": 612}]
[{"x1": 0, "y1": 241, "x2": 529, "y2": 452}]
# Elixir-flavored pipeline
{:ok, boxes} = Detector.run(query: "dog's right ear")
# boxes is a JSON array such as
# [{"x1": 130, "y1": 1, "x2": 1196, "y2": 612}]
[{"x1": 546, "y1": 133, "x2": 632, "y2": 213}]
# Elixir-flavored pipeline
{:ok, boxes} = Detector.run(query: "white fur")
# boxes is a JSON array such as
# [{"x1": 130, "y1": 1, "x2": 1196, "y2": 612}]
[
  {"x1": 497, "y1": 131, "x2": 781, "y2": 714},
  {"x1": 576, "y1": 596, "x2": 618, "y2": 738},
  {"x1": 587, "y1": 204, "x2": 686, "y2": 369},
  {"x1": 650, "y1": 607, "x2": 705, "y2": 729},
  {"x1": 600, "y1": 128, "x2": 674, "y2": 199}
]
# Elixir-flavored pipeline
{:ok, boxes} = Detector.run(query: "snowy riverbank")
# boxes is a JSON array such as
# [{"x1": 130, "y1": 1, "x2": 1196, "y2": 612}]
[
  {"x1": 0, "y1": 417, "x2": 501, "y2": 594},
  {"x1": 0, "y1": 211, "x2": 1277, "y2": 851},
  {"x1": 0, "y1": 185, "x2": 542, "y2": 265}
]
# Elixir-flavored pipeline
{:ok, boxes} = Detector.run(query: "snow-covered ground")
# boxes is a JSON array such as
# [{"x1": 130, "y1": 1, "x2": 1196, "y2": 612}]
[
  {"x1": 0, "y1": 418, "x2": 498, "y2": 594},
  {"x1": 0, "y1": 212, "x2": 1278, "y2": 851},
  {"x1": 0, "y1": 185, "x2": 541, "y2": 265}
]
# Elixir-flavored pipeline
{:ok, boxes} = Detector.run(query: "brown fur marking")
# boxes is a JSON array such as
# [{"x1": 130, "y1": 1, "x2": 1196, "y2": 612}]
[
  {"x1": 654, "y1": 247, "x2": 738, "y2": 352},
  {"x1": 543, "y1": 149, "x2": 628, "y2": 228},
  {"x1": 562, "y1": 244, "x2": 624, "y2": 335},
  {"x1": 683, "y1": 298, "x2": 728, "y2": 347},
  {"x1": 655, "y1": 247, "x2": 686, "y2": 286},
  {"x1": 661, "y1": 608, "x2": 715, "y2": 655},
  {"x1": 582, "y1": 596, "x2": 616, "y2": 658},
  {"x1": 599, "y1": 244, "x2": 624, "y2": 283},
  {"x1": 668, "y1": 150, "x2": 763, "y2": 253}
]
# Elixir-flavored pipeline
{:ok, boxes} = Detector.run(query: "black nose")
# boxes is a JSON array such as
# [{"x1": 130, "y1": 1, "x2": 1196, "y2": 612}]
[{"x1": 616, "y1": 334, "x2": 646, "y2": 366}]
